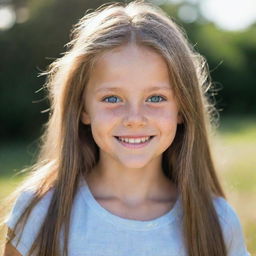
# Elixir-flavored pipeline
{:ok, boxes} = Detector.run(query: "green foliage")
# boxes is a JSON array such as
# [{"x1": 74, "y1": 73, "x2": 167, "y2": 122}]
[{"x1": 190, "y1": 24, "x2": 256, "y2": 115}]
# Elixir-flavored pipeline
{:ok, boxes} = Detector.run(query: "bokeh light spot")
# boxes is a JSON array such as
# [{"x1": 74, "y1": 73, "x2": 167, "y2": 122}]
[{"x1": 0, "y1": 5, "x2": 16, "y2": 31}]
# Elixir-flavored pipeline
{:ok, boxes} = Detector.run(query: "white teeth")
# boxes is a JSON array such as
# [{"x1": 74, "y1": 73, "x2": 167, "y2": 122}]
[{"x1": 118, "y1": 136, "x2": 151, "y2": 144}]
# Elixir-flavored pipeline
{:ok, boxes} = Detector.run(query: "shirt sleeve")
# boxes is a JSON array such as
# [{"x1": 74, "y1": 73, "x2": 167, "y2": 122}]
[
  {"x1": 226, "y1": 207, "x2": 251, "y2": 256},
  {"x1": 5, "y1": 190, "x2": 35, "y2": 255},
  {"x1": 5, "y1": 189, "x2": 53, "y2": 256},
  {"x1": 215, "y1": 197, "x2": 251, "y2": 256}
]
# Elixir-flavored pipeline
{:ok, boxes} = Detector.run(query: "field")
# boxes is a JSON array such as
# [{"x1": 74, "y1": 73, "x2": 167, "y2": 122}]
[
  {"x1": 0, "y1": 117, "x2": 255, "y2": 255},
  {"x1": 212, "y1": 117, "x2": 256, "y2": 255}
]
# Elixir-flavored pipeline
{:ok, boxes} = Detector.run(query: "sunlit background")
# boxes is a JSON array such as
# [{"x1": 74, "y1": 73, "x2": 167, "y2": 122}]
[
  {"x1": 0, "y1": 0, "x2": 255, "y2": 254},
  {"x1": 1, "y1": 0, "x2": 256, "y2": 31}
]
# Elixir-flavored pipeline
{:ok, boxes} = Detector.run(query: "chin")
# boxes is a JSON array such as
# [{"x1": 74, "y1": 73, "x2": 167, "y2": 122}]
[{"x1": 118, "y1": 159, "x2": 152, "y2": 169}]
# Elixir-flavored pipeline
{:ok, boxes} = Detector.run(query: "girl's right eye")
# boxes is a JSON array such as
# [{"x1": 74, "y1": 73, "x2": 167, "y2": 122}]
[{"x1": 102, "y1": 95, "x2": 121, "y2": 103}]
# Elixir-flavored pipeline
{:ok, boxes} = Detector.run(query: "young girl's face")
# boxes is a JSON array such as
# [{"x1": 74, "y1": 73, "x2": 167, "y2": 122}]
[{"x1": 81, "y1": 44, "x2": 181, "y2": 169}]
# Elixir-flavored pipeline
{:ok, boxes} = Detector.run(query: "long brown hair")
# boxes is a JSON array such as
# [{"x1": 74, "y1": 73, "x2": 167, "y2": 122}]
[{"x1": 0, "y1": 1, "x2": 227, "y2": 255}]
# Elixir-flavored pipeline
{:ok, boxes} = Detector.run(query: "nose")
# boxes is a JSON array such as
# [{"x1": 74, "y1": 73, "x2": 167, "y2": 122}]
[{"x1": 123, "y1": 104, "x2": 147, "y2": 128}]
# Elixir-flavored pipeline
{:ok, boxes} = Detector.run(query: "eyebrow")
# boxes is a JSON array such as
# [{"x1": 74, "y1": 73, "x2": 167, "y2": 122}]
[{"x1": 95, "y1": 86, "x2": 172, "y2": 93}]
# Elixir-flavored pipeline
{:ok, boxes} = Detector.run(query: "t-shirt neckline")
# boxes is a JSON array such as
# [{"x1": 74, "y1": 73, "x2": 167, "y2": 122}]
[{"x1": 79, "y1": 176, "x2": 182, "y2": 231}]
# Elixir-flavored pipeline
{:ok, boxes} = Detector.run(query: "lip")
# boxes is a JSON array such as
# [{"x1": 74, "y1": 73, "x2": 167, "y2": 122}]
[
  {"x1": 114, "y1": 135, "x2": 155, "y2": 139},
  {"x1": 114, "y1": 136, "x2": 155, "y2": 149}
]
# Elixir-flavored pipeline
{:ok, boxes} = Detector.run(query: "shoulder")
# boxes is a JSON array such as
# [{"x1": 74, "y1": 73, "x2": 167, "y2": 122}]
[
  {"x1": 6, "y1": 189, "x2": 54, "y2": 229},
  {"x1": 5, "y1": 189, "x2": 54, "y2": 256},
  {"x1": 212, "y1": 196, "x2": 251, "y2": 256},
  {"x1": 212, "y1": 196, "x2": 240, "y2": 223}
]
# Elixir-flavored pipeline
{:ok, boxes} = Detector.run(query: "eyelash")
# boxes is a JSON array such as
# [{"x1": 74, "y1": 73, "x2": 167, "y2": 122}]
[{"x1": 101, "y1": 95, "x2": 167, "y2": 104}]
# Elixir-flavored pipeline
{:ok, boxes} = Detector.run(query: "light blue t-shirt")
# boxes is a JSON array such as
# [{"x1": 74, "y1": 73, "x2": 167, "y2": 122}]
[{"x1": 5, "y1": 177, "x2": 251, "y2": 256}]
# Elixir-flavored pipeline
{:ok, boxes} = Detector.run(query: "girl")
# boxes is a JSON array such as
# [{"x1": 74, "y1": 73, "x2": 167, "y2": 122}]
[{"x1": 1, "y1": 1, "x2": 251, "y2": 256}]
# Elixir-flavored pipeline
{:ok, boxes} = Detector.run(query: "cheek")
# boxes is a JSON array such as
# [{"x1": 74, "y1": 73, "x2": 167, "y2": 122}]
[
  {"x1": 147, "y1": 104, "x2": 179, "y2": 120},
  {"x1": 86, "y1": 98, "x2": 119, "y2": 121},
  {"x1": 91, "y1": 107, "x2": 127, "y2": 126},
  {"x1": 91, "y1": 106, "x2": 118, "y2": 124},
  {"x1": 89, "y1": 108, "x2": 118, "y2": 143},
  {"x1": 151, "y1": 107, "x2": 179, "y2": 135},
  {"x1": 160, "y1": 114, "x2": 178, "y2": 133}
]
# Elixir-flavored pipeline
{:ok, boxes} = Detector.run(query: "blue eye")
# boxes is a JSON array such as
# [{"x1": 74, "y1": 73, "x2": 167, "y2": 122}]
[
  {"x1": 147, "y1": 95, "x2": 166, "y2": 103},
  {"x1": 102, "y1": 95, "x2": 121, "y2": 103},
  {"x1": 102, "y1": 95, "x2": 166, "y2": 103}
]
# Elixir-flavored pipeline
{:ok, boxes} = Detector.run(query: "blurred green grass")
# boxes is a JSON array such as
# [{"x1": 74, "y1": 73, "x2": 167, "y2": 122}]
[
  {"x1": 212, "y1": 117, "x2": 256, "y2": 255},
  {"x1": 0, "y1": 117, "x2": 255, "y2": 254},
  {"x1": 0, "y1": 141, "x2": 37, "y2": 199}
]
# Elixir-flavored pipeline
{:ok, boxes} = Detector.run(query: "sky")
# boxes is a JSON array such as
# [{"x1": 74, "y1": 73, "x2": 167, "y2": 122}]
[
  {"x1": 167, "y1": 0, "x2": 256, "y2": 31},
  {"x1": 0, "y1": 0, "x2": 256, "y2": 31},
  {"x1": 199, "y1": 0, "x2": 256, "y2": 31}
]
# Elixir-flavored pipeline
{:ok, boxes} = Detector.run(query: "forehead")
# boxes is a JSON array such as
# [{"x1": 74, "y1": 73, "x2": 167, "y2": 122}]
[{"x1": 87, "y1": 44, "x2": 171, "y2": 90}]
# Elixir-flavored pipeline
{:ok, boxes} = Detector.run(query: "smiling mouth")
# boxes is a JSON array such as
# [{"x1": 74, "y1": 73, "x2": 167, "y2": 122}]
[{"x1": 114, "y1": 136, "x2": 155, "y2": 144}]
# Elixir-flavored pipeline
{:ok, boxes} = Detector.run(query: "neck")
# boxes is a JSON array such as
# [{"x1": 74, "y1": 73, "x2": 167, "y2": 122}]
[{"x1": 84, "y1": 158, "x2": 177, "y2": 207}]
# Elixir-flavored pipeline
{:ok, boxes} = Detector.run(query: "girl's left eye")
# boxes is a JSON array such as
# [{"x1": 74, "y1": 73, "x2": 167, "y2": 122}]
[{"x1": 147, "y1": 95, "x2": 166, "y2": 103}]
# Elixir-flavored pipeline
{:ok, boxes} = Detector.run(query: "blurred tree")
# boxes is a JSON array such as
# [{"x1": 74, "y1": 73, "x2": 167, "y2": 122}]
[{"x1": 190, "y1": 23, "x2": 256, "y2": 115}]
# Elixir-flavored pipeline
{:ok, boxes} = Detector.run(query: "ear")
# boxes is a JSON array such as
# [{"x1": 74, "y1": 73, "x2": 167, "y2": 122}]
[{"x1": 81, "y1": 110, "x2": 91, "y2": 125}]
